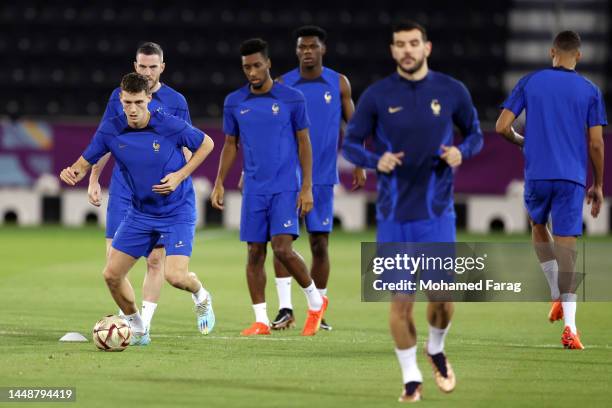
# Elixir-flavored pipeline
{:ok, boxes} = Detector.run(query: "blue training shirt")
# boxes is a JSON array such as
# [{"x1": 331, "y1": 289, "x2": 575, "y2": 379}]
[
  {"x1": 223, "y1": 82, "x2": 310, "y2": 195},
  {"x1": 502, "y1": 67, "x2": 607, "y2": 186},
  {"x1": 342, "y1": 71, "x2": 484, "y2": 222},
  {"x1": 282, "y1": 67, "x2": 342, "y2": 185},
  {"x1": 101, "y1": 84, "x2": 192, "y2": 198},
  {"x1": 83, "y1": 110, "x2": 205, "y2": 220}
]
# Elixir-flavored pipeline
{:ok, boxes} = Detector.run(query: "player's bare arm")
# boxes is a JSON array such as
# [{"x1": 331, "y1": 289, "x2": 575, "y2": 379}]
[
  {"x1": 152, "y1": 135, "x2": 214, "y2": 195},
  {"x1": 296, "y1": 128, "x2": 314, "y2": 216},
  {"x1": 87, "y1": 152, "x2": 111, "y2": 206},
  {"x1": 60, "y1": 156, "x2": 93, "y2": 186},
  {"x1": 340, "y1": 73, "x2": 366, "y2": 190},
  {"x1": 495, "y1": 109, "x2": 525, "y2": 147},
  {"x1": 586, "y1": 125, "x2": 604, "y2": 217},
  {"x1": 182, "y1": 146, "x2": 193, "y2": 161},
  {"x1": 211, "y1": 135, "x2": 239, "y2": 210}
]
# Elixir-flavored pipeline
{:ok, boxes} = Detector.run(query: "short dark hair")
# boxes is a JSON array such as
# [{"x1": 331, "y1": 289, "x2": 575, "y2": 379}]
[
  {"x1": 240, "y1": 38, "x2": 268, "y2": 58},
  {"x1": 391, "y1": 20, "x2": 428, "y2": 43},
  {"x1": 553, "y1": 30, "x2": 581, "y2": 52},
  {"x1": 136, "y1": 42, "x2": 164, "y2": 61},
  {"x1": 293, "y1": 25, "x2": 327, "y2": 43},
  {"x1": 120, "y1": 72, "x2": 150, "y2": 94}
]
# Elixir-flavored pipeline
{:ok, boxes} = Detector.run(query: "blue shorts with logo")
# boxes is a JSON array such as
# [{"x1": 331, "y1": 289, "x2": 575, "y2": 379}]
[
  {"x1": 105, "y1": 193, "x2": 131, "y2": 239},
  {"x1": 112, "y1": 210, "x2": 196, "y2": 258},
  {"x1": 524, "y1": 179, "x2": 585, "y2": 237},
  {"x1": 305, "y1": 184, "x2": 334, "y2": 233},
  {"x1": 376, "y1": 215, "x2": 456, "y2": 294},
  {"x1": 240, "y1": 191, "x2": 300, "y2": 243}
]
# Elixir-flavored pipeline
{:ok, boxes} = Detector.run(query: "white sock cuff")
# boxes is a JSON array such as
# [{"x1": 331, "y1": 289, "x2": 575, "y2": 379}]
[
  {"x1": 252, "y1": 302, "x2": 269, "y2": 325},
  {"x1": 142, "y1": 300, "x2": 157, "y2": 309},
  {"x1": 318, "y1": 288, "x2": 328, "y2": 297},
  {"x1": 561, "y1": 293, "x2": 577, "y2": 302},
  {"x1": 540, "y1": 259, "x2": 558, "y2": 271},
  {"x1": 395, "y1": 345, "x2": 417, "y2": 359},
  {"x1": 275, "y1": 277, "x2": 293, "y2": 285},
  {"x1": 192, "y1": 285, "x2": 209, "y2": 304}
]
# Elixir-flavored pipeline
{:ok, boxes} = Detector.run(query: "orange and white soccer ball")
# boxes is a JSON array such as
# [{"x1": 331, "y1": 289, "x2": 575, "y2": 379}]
[{"x1": 92, "y1": 315, "x2": 132, "y2": 352}]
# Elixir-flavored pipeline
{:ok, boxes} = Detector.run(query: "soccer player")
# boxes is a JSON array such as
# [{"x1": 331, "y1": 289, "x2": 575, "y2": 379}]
[
  {"x1": 269, "y1": 25, "x2": 366, "y2": 331},
  {"x1": 496, "y1": 30, "x2": 606, "y2": 350},
  {"x1": 211, "y1": 38, "x2": 328, "y2": 336},
  {"x1": 60, "y1": 73, "x2": 216, "y2": 344},
  {"x1": 87, "y1": 42, "x2": 192, "y2": 333},
  {"x1": 342, "y1": 21, "x2": 483, "y2": 401}
]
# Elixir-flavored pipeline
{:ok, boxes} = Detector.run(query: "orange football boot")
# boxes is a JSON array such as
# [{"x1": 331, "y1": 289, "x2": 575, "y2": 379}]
[
  {"x1": 561, "y1": 326, "x2": 584, "y2": 349},
  {"x1": 240, "y1": 322, "x2": 271, "y2": 336},
  {"x1": 301, "y1": 296, "x2": 328, "y2": 336},
  {"x1": 398, "y1": 383, "x2": 423, "y2": 403},
  {"x1": 548, "y1": 299, "x2": 563, "y2": 323},
  {"x1": 425, "y1": 349, "x2": 456, "y2": 393}
]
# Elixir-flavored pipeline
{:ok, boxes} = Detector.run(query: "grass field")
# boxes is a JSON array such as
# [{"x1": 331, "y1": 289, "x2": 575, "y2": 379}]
[{"x1": 1, "y1": 226, "x2": 611, "y2": 407}]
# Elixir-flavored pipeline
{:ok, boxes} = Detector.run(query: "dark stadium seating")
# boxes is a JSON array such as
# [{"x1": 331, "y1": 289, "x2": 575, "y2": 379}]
[{"x1": 2, "y1": 1, "x2": 511, "y2": 121}]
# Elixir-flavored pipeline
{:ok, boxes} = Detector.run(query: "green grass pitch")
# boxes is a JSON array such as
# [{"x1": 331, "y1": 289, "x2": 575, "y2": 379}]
[{"x1": 1, "y1": 226, "x2": 611, "y2": 407}]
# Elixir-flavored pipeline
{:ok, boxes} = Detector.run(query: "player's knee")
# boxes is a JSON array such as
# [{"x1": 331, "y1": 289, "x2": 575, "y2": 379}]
[
  {"x1": 146, "y1": 251, "x2": 164, "y2": 274},
  {"x1": 310, "y1": 235, "x2": 329, "y2": 259},
  {"x1": 247, "y1": 245, "x2": 266, "y2": 266},
  {"x1": 102, "y1": 267, "x2": 121, "y2": 288},
  {"x1": 164, "y1": 269, "x2": 185, "y2": 288},
  {"x1": 391, "y1": 300, "x2": 414, "y2": 321},
  {"x1": 272, "y1": 245, "x2": 293, "y2": 264}
]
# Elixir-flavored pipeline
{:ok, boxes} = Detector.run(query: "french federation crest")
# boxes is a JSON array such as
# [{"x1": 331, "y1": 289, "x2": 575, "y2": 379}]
[
  {"x1": 324, "y1": 91, "x2": 332, "y2": 104},
  {"x1": 431, "y1": 99, "x2": 441, "y2": 116},
  {"x1": 153, "y1": 140, "x2": 160, "y2": 152},
  {"x1": 272, "y1": 103, "x2": 280, "y2": 115}
]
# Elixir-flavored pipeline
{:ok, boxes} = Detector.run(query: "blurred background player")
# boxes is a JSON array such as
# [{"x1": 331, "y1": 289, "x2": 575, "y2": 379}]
[
  {"x1": 343, "y1": 21, "x2": 483, "y2": 402},
  {"x1": 60, "y1": 73, "x2": 216, "y2": 344},
  {"x1": 211, "y1": 38, "x2": 328, "y2": 336},
  {"x1": 496, "y1": 30, "x2": 606, "y2": 350},
  {"x1": 269, "y1": 25, "x2": 366, "y2": 331},
  {"x1": 87, "y1": 42, "x2": 193, "y2": 333}
]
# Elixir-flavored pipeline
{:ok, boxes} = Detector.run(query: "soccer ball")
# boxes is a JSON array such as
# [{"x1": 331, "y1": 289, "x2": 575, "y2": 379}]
[{"x1": 92, "y1": 315, "x2": 132, "y2": 352}]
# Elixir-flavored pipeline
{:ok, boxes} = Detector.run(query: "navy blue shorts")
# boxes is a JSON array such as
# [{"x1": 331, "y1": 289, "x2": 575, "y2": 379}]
[
  {"x1": 112, "y1": 211, "x2": 195, "y2": 258},
  {"x1": 524, "y1": 180, "x2": 585, "y2": 236},
  {"x1": 305, "y1": 185, "x2": 334, "y2": 233},
  {"x1": 240, "y1": 191, "x2": 299, "y2": 242},
  {"x1": 105, "y1": 193, "x2": 131, "y2": 239},
  {"x1": 376, "y1": 215, "x2": 456, "y2": 294}
]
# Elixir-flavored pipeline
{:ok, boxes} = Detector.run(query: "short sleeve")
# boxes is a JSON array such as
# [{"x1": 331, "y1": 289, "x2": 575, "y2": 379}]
[
  {"x1": 588, "y1": 87, "x2": 608, "y2": 127},
  {"x1": 223, "y1": 98, "x2": 239, "y2": 136},
  {"x1": 177, "y1": 124, "x2": 205, "y2": 151},
  {"x1": 501, "y1": 77, "x2": 527, "y2": 117},
  {"x1": 175, "y1": 94, "x2": 193, "y2": 125},
  {"x1": 291, "y1": 94, "x2": 310, "y2": 131},
  {"x1": 82, "y1": 126, "x2": 111, "y2": 164}
]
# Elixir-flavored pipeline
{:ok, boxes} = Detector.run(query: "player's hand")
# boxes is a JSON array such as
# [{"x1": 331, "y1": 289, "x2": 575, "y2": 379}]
[
  {"x1": 88, "y1": 181, "x2": 102, "y2": 207},
  {"x1": 586, "y1": 185, "x2": 604, "y2": 218},
  {"x1": 59, "y1": 166, "x2": 83, "y2": 186},
  {"x1": 211, "y1": 184, "x2": 225, "y2": 210},
  {"x1": 297, "y1": 186, "x2": 314, "y2": 217},
  {"x1": 152, "y1": 172, "x2": 184, "y2": 195},
  {"x1": 377, "y1": 152, "x2": 404, "y2": 173},
  {"x1": 351, "y1": 167, "x2": 367, "y2": 191},
  {"x1": 440, "y1": 145, "x2": 462, "y2": 168},
  {"x1": 238, "y1": 171, "x2": 244, "y2": 195}
]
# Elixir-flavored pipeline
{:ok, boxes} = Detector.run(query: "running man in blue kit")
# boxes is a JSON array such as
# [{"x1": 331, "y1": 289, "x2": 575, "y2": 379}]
[
  {"x1": 211, "y1": 38, "x2": 328, "y2": 337},
  {"x1": 269, "y1": 25, "x2": 366, "y2": 331},
  {"x1": 60, "y1": 73, "x2": 216, "y2": 345},
  {"x1": 342, "y1": 21, "x2": 483, "y2": 402},
  {"x1": 496, "y1": 30, "x2": 606, "y2": 350},
  {"x1": 87, "y1": 42, "x2": 193, "y2": 333}
]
